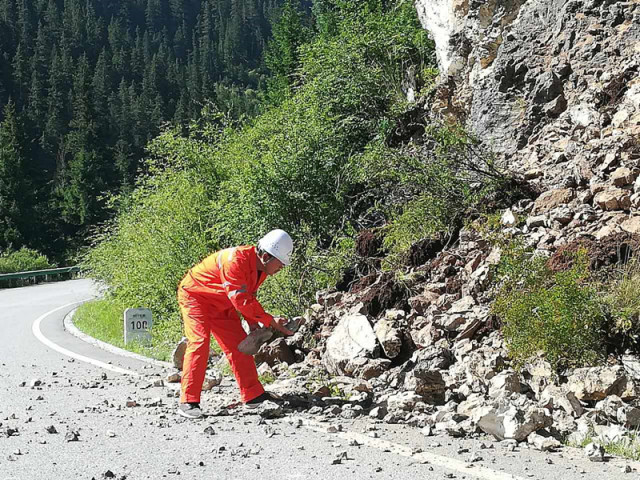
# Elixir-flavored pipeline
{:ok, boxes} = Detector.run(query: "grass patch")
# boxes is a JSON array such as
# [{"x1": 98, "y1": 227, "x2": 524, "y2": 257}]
[
  {"x1": 604, "y1": 433, "x2": 640, "y2": 461},
  {"x1": 568, "y1": 430, "x2": 640, "y2": 461},
  {"x1": 218, "y1": 361, "x2": 233, "y2": 377},
  {"x1": 73, "y1": 299, "x2": 174, "y2": 361},
  {"x1": 74, "y1": 299, "x2": 227, "y2": 363},
  {"x1": 258, "y1": 371, "x2": 276, "y2": 385}
]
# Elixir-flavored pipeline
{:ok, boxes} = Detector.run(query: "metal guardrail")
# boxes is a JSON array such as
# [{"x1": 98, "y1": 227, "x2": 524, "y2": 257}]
[{"x1": 0, "y1": 266, "x2": 80, "y2": 281}]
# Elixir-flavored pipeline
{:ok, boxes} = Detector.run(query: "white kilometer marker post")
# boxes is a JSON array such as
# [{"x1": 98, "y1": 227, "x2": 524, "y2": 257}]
[{"x1": 124, "y1": 308, "x2": 153, "y2": 345}]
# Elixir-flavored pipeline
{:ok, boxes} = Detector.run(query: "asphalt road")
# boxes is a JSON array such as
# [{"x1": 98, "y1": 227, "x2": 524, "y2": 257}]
[{"x1": 1, "y1": 279, "x2": 639, "y2": 480}]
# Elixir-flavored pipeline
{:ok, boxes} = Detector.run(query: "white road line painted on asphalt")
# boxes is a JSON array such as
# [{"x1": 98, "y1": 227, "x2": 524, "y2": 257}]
[
  {"x1": 32, "y1": 300, "x2": 141, "y2": 377},
  {"x1": 302, "y1": 419, "x2": 528, "y2": 480}
]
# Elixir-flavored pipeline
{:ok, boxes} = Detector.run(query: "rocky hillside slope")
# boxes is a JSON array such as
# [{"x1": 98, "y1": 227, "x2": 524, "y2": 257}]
[{"x1": 178, "y1": 0, "x2": 640, "y2": 453}]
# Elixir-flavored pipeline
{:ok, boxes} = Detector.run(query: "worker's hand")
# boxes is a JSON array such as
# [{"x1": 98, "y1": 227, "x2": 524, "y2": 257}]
[
  {"x1": 248, "y1": 322, "x2": 259, "y2": 332},
  {"x1": 271, "y1": 317, "x2": 293, "y2": 336}
]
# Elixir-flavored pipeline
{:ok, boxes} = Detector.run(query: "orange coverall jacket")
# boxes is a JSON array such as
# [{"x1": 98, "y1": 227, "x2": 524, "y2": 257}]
[{"x1": 179, "y1": 245, "x2": 274, "y2": 328}]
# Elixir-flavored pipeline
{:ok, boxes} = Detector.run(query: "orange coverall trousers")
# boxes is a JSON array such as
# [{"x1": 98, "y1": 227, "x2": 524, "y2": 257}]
[{"x1": 178, "y1": 289, "x2": 264, "y2": 404}]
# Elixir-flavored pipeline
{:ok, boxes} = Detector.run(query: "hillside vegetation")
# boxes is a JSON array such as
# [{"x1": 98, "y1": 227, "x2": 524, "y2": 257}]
[{"x1": 86, "y1": 0, "x2": 517, "y2": 352}]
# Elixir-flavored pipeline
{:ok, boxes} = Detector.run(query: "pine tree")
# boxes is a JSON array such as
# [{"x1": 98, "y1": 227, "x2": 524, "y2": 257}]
[
  {"x1": 43, "y1": 45, "x2": 67, "y2": 156},
  {"x1": 11, "y1": 42, "x2": 29, "y2": 107},
  {"x1": 91, "y1": 49, "x2": 111, "y2": 140},
  {"x1": 0, "y1": 0, "x2": 18, "y2": 56},
  {"x1": 28, "y1": 22, "x2": 49, "y2": 131},
  {"x1": 145, "y1": 0, "x2": 162, "y2": 33},
  {"x1": 57, "y1": 54, "x2": 99, "y2": 226},
  {"x1": 27, "y1": 69, "x2": 46, "y2": 131},
  {"x1": 85, "y1": 0, "x2": 101, "y2": 58},
  {"x1": 0, "y1": 100, "x2": 26, "y2": 249},
  {"x1": 265, "y1": 0, "x2": 308, "y2": 104},
  {"x1": 44, "y1": 0, "x2": 62, "y2": 35},
  {"x1": 17, "y1": 0, "x2": 35, "y2": 54}
]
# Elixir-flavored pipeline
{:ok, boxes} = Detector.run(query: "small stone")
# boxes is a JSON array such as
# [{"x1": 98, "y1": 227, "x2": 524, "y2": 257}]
[
  {"x1": 584, "y1": 442, "x2": 605, "y2": 462},
  {"x1": 258, "y1": 401, "x2": 283, "y2": 419},
  {"x1": 202, "y1": 375, "x2": 222, "y2": 391},
  {"x1": 45, "y1": 425, "x2": 57, "y2": 434},
  {"x1": 501, "y1": 209, "x2": 518, "y2": 226},
  {"x1": 65, "y1": 430, "x2": 80, "y2": 442},
  {"x1": 467, "y1": 453, "x2": 482, "y2": 463},
  {"x1": 30, "y1": 379, "x2": 42, "y2": 388},
  {"x1": 288, "y1": 417, "x2": 303, "y2": 428},
  {"x1": 203, "y1": 426, "x2": 215, "y2": 435},
  {"x1": 144, "y1": 397, "x2": 162, "y2": 407},
  {"x1": 332, "y1": 451, "x2": 348, "y2": 465},
  {"x1": 107, "y1": 430, "x2": 116, "y2": 438},
  {"x1": 528, "y1": 432, "x2": 561, "y2": 451}
]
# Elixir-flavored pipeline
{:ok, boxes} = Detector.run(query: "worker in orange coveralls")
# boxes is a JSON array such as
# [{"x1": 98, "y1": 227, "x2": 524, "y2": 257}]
[{"x1": 177, "y1": 229, "x2": 294, "y2": 419}]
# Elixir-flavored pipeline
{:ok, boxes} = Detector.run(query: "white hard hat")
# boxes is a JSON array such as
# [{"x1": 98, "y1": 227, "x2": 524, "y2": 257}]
[{"x1": 258, "y1": 229, "x2": 294, "y2": 265}]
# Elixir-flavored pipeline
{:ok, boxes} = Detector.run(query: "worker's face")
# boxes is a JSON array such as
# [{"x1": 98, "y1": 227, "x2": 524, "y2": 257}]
[{"x1": 264, "y1": 256, "x2": 285, "y2": 276}]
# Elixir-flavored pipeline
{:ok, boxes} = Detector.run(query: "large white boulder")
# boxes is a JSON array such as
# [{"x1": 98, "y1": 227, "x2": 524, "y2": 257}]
[
  {"x1": 477, "y1": 402, "x2": 552, "y2": 441},
  {"x1": 323, "y1": 314, "x2": 378, "y2": 375}
]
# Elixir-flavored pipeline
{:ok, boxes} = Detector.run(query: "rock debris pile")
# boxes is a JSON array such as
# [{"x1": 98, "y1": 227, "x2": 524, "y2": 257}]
[{"x1": 240, "y1": 0, "x2": 640, "y2": 453}]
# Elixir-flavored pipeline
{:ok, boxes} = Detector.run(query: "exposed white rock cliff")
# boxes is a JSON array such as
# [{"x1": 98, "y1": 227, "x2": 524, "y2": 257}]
[{"x1": 414, "y1": 0, "x2": 468, "y2": 76}]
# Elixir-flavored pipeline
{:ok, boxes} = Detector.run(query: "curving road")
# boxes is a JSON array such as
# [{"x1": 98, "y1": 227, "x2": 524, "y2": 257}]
[{"x1": 0, "y1": 279, "x2": 637, "y2": 480}]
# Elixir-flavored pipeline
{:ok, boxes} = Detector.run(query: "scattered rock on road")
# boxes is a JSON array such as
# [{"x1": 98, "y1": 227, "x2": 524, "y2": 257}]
[{"x1": 584, "y1": 443, "x2": 605, "y2": 462}]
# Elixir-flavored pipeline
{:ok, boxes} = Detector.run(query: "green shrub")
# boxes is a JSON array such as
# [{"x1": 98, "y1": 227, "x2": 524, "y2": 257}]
[
  {"x1": 0, "y1": 247, "x2": 54, "y2": 273},
  {"x1": 258, "y1": 233, "x2": 356, "y2": 317},
  {"x1": 86, "y1": 0, "x2": 434, "y2": 333},
  {"x1": 258, "y1": 371, "x2": 276, "y2": 385},
  {"x1": 85, "y1": 168, "x2": 212, "y2": 346},
  {"x1": 492, "y1": 246, "x2": 606, "y2": 370},
  {"x1": 353, "y1": 125, "x2": 519, "y2": 266},
  {"x1": 603, "y1": 257, "x2": 640, "y2": 347}
]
